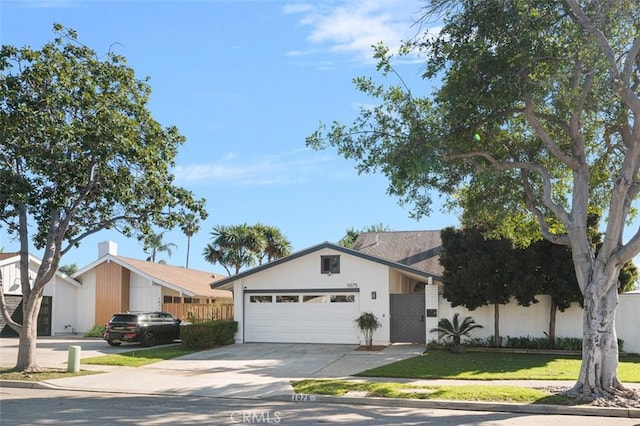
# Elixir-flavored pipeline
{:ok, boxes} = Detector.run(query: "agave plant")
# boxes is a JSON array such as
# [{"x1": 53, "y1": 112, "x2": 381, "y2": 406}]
[{"x1": 430, "y1": 313, "x2": 483, "y2": 353}]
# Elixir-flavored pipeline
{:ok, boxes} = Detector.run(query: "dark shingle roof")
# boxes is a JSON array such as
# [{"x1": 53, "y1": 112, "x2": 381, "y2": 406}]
[{"x1": 352, "y1": 230, "x2": 443, "y2": 276}]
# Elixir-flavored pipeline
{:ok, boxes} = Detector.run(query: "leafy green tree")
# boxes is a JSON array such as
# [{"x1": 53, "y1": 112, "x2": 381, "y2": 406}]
[
  {"x1": 142, "y1": 231, "x2": 177, "y2": 263},
  {"x1": 429, "y1": 313, "x2": 483, "y2": 353},
  {"x1": 514, "y1": 240, "x2": 582, "y2": 347},
  {"x1": 338, "y1": 223, "x2": 391, "y2": 248},
  {"x1": 0, "y1": 25, "x2": 206, "y2": 372},
  {"x1": 181, "y1": 214, "x2": 200, "y2": 269},
  {"x1": 439, "y1": 227, "x2": 521, "y2": 347},
  {"x1": 58, "y1": 263, "x2": 78, "y2": 276},
  {"x1": 308, "y1": 1, "x2": 639, "y2": 398},
  {"x1": 617, "y1": 261, "x2": 638, "y2": 293}
]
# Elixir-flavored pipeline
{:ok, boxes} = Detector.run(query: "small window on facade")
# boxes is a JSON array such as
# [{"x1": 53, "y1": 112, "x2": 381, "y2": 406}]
[
  {"x1": 193, "y1": 298, "x2": 200, "y2": 304},
  {"x1": 250, "y1": 295, "x2": 273, "y2": 303},
  {"x1": 163, "y1": 296, "x2": 173, "y2": 303},
  {"x1": 303, "y1": 295, "x2": 329, "y2": 303},
  {"x1": 276, "y1": 295, "x2": 299, "y2": 303},
  {"x1": 183, "y1": 297, "x2": 193, "y2": 304},
  {"x1": 321, "y1": 255, "x2": 340, "y2": 274},
  {"x1": 330, "y1": 295, "x2": 355, "y2": 303}
]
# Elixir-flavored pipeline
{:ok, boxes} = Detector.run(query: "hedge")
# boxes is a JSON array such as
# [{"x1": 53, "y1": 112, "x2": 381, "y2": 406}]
[{"x1": 180, "y1": 320, "x2": 238, "y2": 350}]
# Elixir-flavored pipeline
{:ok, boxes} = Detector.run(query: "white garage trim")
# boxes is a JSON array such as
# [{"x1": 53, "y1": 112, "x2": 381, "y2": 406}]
[{"x1": 243, "y1": 289, "x2": 360, "y2": 344}]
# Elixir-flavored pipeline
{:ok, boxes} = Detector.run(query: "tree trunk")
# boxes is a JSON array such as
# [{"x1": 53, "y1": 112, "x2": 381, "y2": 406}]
[
  {"x1": 571, "y1": 274, "x2": 632, "y2": 398},
  {"x1": 15, "y1": 289, "x2": 44, "y2": 372},
  {"x1": 493, "y1": 303, "x2": 500, "y2": 347},
  {"x1": 548, "y1": 299, "x2": 557, "y2": 349},
  {"x1": 185, "y1": 236, "x2": 191, "y2": 269}
]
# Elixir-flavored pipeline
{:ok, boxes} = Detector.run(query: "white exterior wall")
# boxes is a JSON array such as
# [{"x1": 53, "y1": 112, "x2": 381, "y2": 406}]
[
  {"x1": 47, "y1": 276, "x2": 78, "y2": 335},
  {"x1": 436, "y1": 294, "x2": 640, "y2": 353},
  {"x1": 233, "y1": 248, "x2": 392, "y2": 345},
  {"x1": 1, "y1": 262, "x2": 21, "y2": 295},
  {"x1": 424, "y1": 281, "x2": 439, "y2": 343},
  {"x1": 76, "y1": 269, "x2": 96, "y2": 332},
  {"x1": 129, "y1": 272, "x2": 162, "y2": 312},
  {"x1": 1, "y1": 257, "x2": 82, "y2": 335},
  {"x1": 618, "y1": 293, "x2": 640, "y2": 354}
]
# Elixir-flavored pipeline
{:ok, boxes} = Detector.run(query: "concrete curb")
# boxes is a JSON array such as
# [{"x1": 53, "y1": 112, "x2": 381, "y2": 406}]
[
  {"x1": 3, "y1": 378, "x2": 639, "y2": 418},
  {"x1": 267, "y1": 394, "x2": 640, "y2": 419}
]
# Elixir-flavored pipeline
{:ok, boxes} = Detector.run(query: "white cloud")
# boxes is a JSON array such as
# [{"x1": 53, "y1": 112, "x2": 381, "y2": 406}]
[
  {"x1": 174, "y1": 149, "x2": 339, "y2": 186},
  {"x1": 284, "y1": 0, "x2": 426, "y2": 65}
]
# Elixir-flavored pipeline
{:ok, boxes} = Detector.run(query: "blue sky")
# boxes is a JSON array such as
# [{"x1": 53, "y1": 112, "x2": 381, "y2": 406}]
[{"x1": 0, "y1": 0, "x2": 458, "y2": 274}]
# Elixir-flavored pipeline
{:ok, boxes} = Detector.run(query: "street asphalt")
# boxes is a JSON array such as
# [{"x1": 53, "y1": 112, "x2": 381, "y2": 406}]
[{"x1": 1, "y1": 337, "x2": 639, "y2": 419}]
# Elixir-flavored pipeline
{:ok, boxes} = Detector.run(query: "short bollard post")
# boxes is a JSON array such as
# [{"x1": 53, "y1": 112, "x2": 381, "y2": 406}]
[{"x1": 67, "y1": 345, "x2": 81, "y2": 373}]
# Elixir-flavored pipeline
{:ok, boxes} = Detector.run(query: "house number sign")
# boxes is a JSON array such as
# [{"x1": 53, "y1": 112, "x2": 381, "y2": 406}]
[{"x1": 346, "y1": 282, "x2": 358, "y2": 288}]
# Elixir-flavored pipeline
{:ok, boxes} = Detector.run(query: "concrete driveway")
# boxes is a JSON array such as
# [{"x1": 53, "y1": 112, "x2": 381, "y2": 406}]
[{"x1": 0, "y1": 337, "x2": 424, "y2": 398}]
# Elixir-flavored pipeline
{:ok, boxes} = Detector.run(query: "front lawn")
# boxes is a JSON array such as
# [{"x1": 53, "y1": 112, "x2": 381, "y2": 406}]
[
  {"x1": 0, "y1": 368, "x2": 100, "y2": 382},
  {"x1": 357, "y1": 350, "x2": 640, "y2": 382},
  {"x1": 81, "y1": 345, "x2": 198, "y2": 367},
  {"x1": 292, "y1": 379, "x2": 575, "y2": 405}
]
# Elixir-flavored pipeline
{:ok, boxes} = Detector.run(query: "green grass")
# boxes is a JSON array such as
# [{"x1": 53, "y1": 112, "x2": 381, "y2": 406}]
[
  {"x1": 357, "y1": 351, "x2": 640, "y2": 382},
  {"x1": 292, "y1": 379, "x2": 576, "y2": 405},
  {"x1": 0, "y1": 368, "x2": 100, "y2": 382},
  {"x1": 81, "y1": 345, "x2": 198, "y2": 367}
]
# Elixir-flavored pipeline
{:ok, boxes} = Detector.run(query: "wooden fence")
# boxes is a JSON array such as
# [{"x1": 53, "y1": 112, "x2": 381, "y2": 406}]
[{"x1": 162, "y1": 303, "x2": 234, "y2": 322}]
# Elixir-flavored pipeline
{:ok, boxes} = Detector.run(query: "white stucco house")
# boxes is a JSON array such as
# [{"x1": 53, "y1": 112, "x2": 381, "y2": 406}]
[
  {"x1": 0, "y1": 252, "x2": 81, "y2": 336},
  {"x1": 210, "y1": 240, "x2": 440, "y2": 346},
  {"x1": 0, "y1": 242, "x2": 232, "y2": 336},
  {"x1": 211, "y1": 231, "x2": 640, "y2": 354}
]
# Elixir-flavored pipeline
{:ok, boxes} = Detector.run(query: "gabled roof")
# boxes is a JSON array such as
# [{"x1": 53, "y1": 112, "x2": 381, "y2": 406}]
[
  {"x1": 74, "y1": 255, "x2": 232, "y2": 299},
  {"x1": 0, "y1": 253, "x2": 19, "y2": 261},
  {"x1": 0, "y1": 253, "x2": 82, "y2": 288},
  {"x1": 352, "y1": 230, "x2": 443, "y2": 276},
  {"x1": 211, "y1": 241, "x2": 439, "y2": 290}
]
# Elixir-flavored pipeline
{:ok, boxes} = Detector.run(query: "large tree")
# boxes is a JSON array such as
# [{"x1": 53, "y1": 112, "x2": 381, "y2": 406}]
[
  {"x1": 142, "y1": 231, "x2": 177, "y2": 263},
  {"x1": 439, "y1": 227, "x2": 522, "y2": 347},
  {"x1": 338, "y1": 223, "x2": 391, "y2": 248},
  {"x1": 307, "y1": 1, "x2": 640, "y2": 399},
  {"x1": 0, "y1": 25, "x2": 206, "y2": 372},
  {"x1": 203, "y1": 223, "x2": 291, "y2": 274},
  {"x1": 181, "y1": 213, "x2": 200, "y2": 268}
]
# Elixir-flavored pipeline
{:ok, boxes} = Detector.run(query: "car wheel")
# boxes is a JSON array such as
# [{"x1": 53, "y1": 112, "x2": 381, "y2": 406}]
[
  {"x1": 107, "y1": 340, "x2": 121, "y2": 346},
  {"x1": 142, "y1": 331, "x2": 156, "y2": 347}
]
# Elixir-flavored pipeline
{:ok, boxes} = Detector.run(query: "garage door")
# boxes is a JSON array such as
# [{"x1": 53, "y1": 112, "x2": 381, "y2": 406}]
[{"x1": 244, "y1": 292, "x2": 360, "y2": 344}]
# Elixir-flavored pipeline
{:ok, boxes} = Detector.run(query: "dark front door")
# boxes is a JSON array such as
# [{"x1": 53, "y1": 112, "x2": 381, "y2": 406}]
[
  {"x1": 390, "y1": 294, "x2": 426, "y2": 343},
  {"x1": 0, "y1": 295, "x2": 52, "y2": 337}
]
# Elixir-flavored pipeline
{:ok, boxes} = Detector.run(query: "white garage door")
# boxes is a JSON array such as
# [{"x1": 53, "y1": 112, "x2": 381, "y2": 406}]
[{"x1": 244, "y1": 292, "x2": 360, "y2": 344}]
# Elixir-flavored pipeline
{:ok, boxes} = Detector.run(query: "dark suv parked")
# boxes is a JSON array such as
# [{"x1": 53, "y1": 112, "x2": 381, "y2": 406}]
[{"x1": 103, "y1": 311, "x2": 182, "y2": 347}]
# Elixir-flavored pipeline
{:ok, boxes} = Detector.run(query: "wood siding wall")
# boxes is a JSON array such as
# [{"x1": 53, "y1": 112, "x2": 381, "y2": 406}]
[
  {"x1": 162, "y1": 303, "x2": 234, "y2": 322},
  {"x1": 95, "y1": 261, "x2": 130, "y2": 325}
]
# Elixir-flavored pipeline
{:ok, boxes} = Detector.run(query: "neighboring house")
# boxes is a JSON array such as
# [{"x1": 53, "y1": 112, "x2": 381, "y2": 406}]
[
  {"x1": 0, "y1": 241, "x2": 232, "y2": 337},
  {"x1": 211, "y1": 241, "x2": 440, "y2": 346},
  {"x1": 0, "y1": 253, "x2": 82, "y2": 337},
  {"x1": 72, "y1": 241, "x2": 232, "y2": 332},
  {"x1": 212, "y1": 231, "x2": 640, "y2": 354}
]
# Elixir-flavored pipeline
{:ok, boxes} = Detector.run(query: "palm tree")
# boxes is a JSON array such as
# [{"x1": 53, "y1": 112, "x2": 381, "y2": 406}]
[
  {"x1": 203, "y1": 223, "x2": 291, "y2": 273},
  {"x1": 429, "y1": 313, "x2": 483, "y2": 353},
  {"x1": 253, "y1": 223, "x2": 292, "y2": 264},
  {"x1": 181, "y1": 214, "x2": 200, "y2": 269},
  {"x1": 203, "y1": 224, "x2": 260, "y2": 274},
  {"x1": 143, "y1": 231, "x2": 177, "y2": 263}
]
